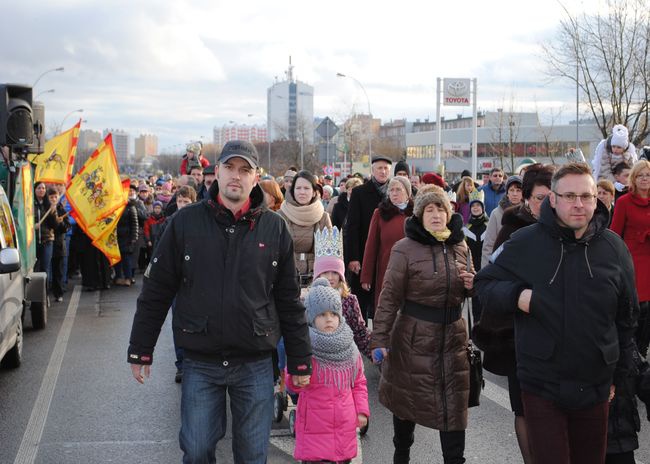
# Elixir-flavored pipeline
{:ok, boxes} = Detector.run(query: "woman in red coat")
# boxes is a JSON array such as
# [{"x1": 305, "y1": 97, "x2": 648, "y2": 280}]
[
  {"x1": 611, "y1": 159, "x2": 650, "y2": 355},
  {"x1": 361, "y1": 176, "x2": 414, "y2": 308}
]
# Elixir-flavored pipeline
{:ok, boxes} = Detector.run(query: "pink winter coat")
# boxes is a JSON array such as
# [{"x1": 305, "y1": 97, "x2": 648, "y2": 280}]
[{"x1": 286, "y1": 356, "x2": 370, "y2": 462}]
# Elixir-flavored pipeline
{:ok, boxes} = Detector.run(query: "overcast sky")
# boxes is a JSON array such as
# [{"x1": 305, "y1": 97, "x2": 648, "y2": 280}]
[{"x1": 1, "y1": 0, "x2": 599, "y2": 151}]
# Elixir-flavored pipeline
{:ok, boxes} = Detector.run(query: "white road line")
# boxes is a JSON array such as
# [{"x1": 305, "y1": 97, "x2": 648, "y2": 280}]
[
  {"x1": 14, "y1": 286, "x2": 81, "y2": 464},
  {"x1": 482, "y1": 379, "x2": 512, "y2": 411}
]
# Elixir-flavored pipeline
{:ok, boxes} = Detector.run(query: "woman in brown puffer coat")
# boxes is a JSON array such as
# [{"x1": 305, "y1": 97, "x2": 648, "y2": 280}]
[
  {"x1": 278, "y1": 170, "x2": 332, "y2": 278},
  {"x1": 371, "y1": 185, "x2": 475, "y2": 464}
]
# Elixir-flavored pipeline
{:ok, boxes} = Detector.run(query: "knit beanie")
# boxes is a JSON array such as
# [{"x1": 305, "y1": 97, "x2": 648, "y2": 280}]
[
  {"x1": 305, "y1": 278, "x2": 343, "y2": 325},
  {"x1": 469, "y1": 198, "x2": 485, "y2": 215},
  {"x1": 505, "y1": 175, "x2": 522, "y2": 191},
  {"x1": 421, "y1": 172, "x2": 446, "y2": 189},
  {"x1": 413, "y1": 184, "x2": 453, "y2": 220},
  {"x1": 394, "y1": 160, "x2": 410, "y2": 176},
  {"x1": 388, "y1": 176, "x2": 412, "y2": 198},
  {"x1": 152, "y1": 200, "x2": 163, "y2": 209},
  {"x1": 611, "y1": 124, "x2": 629, "y2": 148}
]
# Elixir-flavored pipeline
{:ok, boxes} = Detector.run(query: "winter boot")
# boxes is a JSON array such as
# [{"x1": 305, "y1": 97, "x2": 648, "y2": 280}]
[
  {"x1": 440, "y1": 430, "x2": 466, "y2": 464},
  {"x1": 393, "y1": 415, "x2": 415, "y2": 464}
]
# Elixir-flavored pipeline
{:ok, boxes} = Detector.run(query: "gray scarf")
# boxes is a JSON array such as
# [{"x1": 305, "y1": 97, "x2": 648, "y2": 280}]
[
  {"x1": 309, "y1": 317, "x2": 359, "y2": 391},
  {"x1": 371, "y1": 177, "x2": 388, "y2": 197}
]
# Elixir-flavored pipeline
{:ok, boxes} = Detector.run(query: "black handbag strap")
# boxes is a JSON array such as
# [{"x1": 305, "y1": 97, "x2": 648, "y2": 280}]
[{"x1": 465, "y1": 250, "x2": 474, "y2": 336}]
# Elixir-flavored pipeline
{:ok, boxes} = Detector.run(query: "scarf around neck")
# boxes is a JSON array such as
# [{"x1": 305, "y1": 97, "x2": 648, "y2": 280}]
[
  {"x1": 280, "y1": 191, "x2": 325, "y2": 227},
  {"x1": 425, "y1": 226, "x2": 452, "y2": 242},
  {"x1": 372, "y1": 177, "x2": 388, "y2": 197},
  {"x1": 309, "y1": 318, "x2": 359, "y2": 390}
]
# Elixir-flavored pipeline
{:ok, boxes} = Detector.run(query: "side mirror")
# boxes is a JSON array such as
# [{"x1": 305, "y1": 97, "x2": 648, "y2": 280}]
[{"x1": 0, "y1": 247, "x2": 20, "y2": 274}]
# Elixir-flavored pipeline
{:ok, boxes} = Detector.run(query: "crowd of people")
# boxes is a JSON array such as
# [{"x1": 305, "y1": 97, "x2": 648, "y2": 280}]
[{"x1": 118, "y1": 129, "x2": 650, "y2": 464}]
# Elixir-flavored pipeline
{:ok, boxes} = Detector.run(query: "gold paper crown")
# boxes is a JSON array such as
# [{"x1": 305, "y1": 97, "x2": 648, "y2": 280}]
[{"x1": 314, "y1": 226, "x2": 343, "y2": 260}]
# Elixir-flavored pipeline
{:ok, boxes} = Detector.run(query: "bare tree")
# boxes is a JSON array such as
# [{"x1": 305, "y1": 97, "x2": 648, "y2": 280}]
[
  {"x1": 542, "y1": 0, "x2": 650, "y2": 144},
  {"x1": 487, "y1": 104, "x2": 522, "y2": 175},
  {"x1": 535, "y1": 106, "x2": 565, "y2": 165}
]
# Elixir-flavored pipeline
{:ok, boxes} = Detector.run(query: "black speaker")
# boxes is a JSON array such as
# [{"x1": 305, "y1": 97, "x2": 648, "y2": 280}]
[
  {"x1": 31, "y1": 100, "x2": 45, "y2": 154},
  {"x1": 0, "y1": 84, "x2": 34, "y2": 149}
]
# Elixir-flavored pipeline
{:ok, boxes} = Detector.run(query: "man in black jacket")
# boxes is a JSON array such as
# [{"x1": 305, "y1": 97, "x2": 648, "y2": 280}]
[
  {"x1": 475, "y1": 162, "x2": 638, "y2": 464},
  {"x1": 344, "y1": 155, "x2": 391, "y2": 321},
  {"x1": 128, "y1": 140, "x2": 312, "y2": 464}
]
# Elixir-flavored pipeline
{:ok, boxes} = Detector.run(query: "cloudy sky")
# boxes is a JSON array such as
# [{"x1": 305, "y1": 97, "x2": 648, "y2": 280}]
[{"x1": 1, "y1": 0, "x2": 598, "y2": 151}]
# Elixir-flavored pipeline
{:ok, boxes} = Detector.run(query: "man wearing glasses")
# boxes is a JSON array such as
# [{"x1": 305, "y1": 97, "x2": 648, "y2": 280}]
[{"x1": 475, "y1": 162, "x2": 638, "y2": 464}]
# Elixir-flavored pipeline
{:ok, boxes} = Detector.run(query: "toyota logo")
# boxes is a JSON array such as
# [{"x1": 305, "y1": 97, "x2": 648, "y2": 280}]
[{"x1": 447, "y1": 80, "x2": 468, "y2": 96}]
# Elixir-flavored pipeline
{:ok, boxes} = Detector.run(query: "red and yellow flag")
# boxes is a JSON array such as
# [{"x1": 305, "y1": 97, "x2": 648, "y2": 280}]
[
  {"x1": 67, "y1": 133, "x2": 126, "y2": 237},
  {"x1": 90, "y1": 179, "x2": 130, "y2": 265},
  {"x1": 31, "y1": 120, "x2": 80, "y2": 184},
  {"x1": 20, "y1": 163, "x2": 35, "y2": 248}
]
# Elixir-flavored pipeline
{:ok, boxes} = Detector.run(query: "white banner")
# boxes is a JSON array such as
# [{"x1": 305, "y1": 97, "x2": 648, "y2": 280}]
[
  {"x1": 443, "y1": 143, "x2": 471, "y2": 151},
  {"x1": 443, "y1": 78, "x2": 471, "y2": 106}
]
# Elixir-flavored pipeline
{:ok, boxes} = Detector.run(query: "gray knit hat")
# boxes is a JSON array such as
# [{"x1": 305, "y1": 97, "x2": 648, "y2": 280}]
[
  {"x1": 305, "y1": 278, "x2": 342, "y2": 325},
  {"x1": 388, "y1": 176, "x2": 413, "y2": 198},
  {"x1": 413, "y1": 184, "x2": 453, "y2": 220}
]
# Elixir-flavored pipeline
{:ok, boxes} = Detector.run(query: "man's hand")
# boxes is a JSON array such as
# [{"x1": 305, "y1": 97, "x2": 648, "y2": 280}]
[
  {"x1": 131, "y1": 364, "x2": 151, "y2": 384},
  {"x1": 361, "y1": 282, "x2": 371, "y2": 291},
  {"x1": 292, "y1": 375, "x2": 311, "y2": 388},
  {"x1": 357, "y1": 414, "x2": 368, "y2": 428},
  {"x1": 348, "y1": 261, "x2": 361, "y2": 274},
  {"x1": 518, "y1": 289, "x2": 532, "y2": 314},
  {"x1": 609, "y1": 385, "x2": 616, "y2": 402}
]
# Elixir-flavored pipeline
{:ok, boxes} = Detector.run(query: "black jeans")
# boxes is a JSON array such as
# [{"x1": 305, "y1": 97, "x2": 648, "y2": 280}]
[{"x1": 393, "y1": 415, "x2": 465, "y2": 464}]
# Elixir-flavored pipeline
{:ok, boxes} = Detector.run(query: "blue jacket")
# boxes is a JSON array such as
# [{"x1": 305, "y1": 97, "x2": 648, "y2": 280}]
[{"x1": 479, "y1": 182, "x2": 506, "y2": 216}]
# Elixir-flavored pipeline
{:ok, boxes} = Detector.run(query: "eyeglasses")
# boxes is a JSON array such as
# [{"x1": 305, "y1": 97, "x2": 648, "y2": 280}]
[
  {"x1": 636, "y1": 173, "x2": 650, "y2": 179},
  {"x1": 553, "y1": 191, "x2": 597, "y2": 203}
]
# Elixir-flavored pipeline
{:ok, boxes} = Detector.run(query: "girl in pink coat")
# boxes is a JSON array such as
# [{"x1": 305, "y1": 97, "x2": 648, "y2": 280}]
[{"x1": 287, "y1": 278, "x2": 370, "y2": 464}]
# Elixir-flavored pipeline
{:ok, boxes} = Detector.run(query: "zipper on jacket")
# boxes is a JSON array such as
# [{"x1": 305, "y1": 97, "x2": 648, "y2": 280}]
[{"x1": 441, "y1": 243, "x2": 450, "y2": 431}]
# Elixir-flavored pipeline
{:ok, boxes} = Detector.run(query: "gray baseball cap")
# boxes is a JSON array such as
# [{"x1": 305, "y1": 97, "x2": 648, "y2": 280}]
[{"x1": 218, "y1": 140, "x2": 259, "y2": 169}]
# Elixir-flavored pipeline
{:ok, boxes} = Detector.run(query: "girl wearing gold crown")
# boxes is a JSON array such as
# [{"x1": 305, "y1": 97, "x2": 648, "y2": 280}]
[{"x1": 313, "y1": 226, "x2": 371, "y2": 359}]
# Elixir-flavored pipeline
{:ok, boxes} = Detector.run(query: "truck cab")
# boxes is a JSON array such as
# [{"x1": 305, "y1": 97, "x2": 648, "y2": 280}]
[{"x1": 0, "y1": 184, "x2": 25, "y2": 367}]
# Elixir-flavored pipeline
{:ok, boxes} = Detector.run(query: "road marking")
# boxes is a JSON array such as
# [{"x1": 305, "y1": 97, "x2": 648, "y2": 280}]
[
  {"x1": 14, "y1": 286, "x2": 81, "y2": 464},
  {"x1": 482, "y1": 379, "x2": 512, "y2": 411}
]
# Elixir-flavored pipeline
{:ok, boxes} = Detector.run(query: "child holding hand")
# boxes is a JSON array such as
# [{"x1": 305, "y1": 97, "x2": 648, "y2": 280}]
[{"x1": 287, "y1": 278, "x2": 370, "y2": 464}]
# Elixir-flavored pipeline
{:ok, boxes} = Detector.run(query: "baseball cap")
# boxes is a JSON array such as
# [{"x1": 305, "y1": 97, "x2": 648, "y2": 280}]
[{"x1": 218, "y1": 140, "x2": 259, "y2": 169}]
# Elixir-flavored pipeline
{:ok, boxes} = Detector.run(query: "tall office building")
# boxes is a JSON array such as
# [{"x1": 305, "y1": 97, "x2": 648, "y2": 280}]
[
  {"x1": 78, "y1": 129, "x2": 102, "y2": 152},
  {"x1": 267, "y1": 58, "x2": 314, "y2": 144},
  {"x1": 134, "y1": 134, "x2": 159, "y2": 160},
  {"x1": 103, "y1": 129, "x2": 130, "y2": 165}
]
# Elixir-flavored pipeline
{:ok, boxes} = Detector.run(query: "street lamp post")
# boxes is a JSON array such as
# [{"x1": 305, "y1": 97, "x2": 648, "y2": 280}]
[
  {"x1": 33, "y1": 67, "x2": 64, "y2": 88},
  {"x1": 59, "y1": 108, "x2": 83, "y2": 133},
  {"x1": 35, "y1": 89, "x2": 55, "y2": 99},
  {"x1": 336, "y1": 72, "x2": 372, "y2": 159}
]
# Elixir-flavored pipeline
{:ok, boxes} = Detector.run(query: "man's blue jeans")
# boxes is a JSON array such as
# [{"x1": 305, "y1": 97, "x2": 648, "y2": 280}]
[{"x1": 180, "y1": 357, "x2": 274, "y2": 464}]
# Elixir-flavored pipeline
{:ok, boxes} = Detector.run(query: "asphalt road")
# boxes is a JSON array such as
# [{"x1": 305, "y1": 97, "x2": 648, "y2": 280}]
[{"x1": 1, "y1": 275, "x2": 649, "y2": 464}]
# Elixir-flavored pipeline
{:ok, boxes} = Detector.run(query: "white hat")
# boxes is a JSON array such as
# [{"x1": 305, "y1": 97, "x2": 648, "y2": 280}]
[{"x1": 611, "y1": 124, "x2": 629, "y2": 148}]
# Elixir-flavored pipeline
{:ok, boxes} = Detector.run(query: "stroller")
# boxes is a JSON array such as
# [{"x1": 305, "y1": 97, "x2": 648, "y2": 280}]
[{"x1": 273, "y1": 272, "x2": 312, "y2": 436}]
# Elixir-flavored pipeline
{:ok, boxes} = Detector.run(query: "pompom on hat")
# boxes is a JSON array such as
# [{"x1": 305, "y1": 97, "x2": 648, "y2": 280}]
[
  {"x1": 610, "y1": 124, "x2": 629, "y2": 149},
  {"x1": 313, "y1": 227, "x2": 345, "y2": 280},
  {"x1": 304, "y1": 278, "x2": 343, "y2": 325}
]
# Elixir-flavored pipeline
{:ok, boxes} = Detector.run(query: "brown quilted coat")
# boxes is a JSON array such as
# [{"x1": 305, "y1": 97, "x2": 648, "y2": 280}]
[{"x1": 371, "y1": 213, "x2": 472, "y2": 431}]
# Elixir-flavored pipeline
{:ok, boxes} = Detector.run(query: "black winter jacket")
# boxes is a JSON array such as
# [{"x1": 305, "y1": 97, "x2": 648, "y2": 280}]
[
  {"x1": 475, "y1": 198, "x2": 638, "y2": 409},
  {"x1": 117, "y1": 201, "x2": 139, "y2": 254},
  {"x1": 344, "y1": 179, "x2": 384, "y2": 264},
  {"x1": 127, "y1": 182, "x2": 312, "y2": 375}
]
